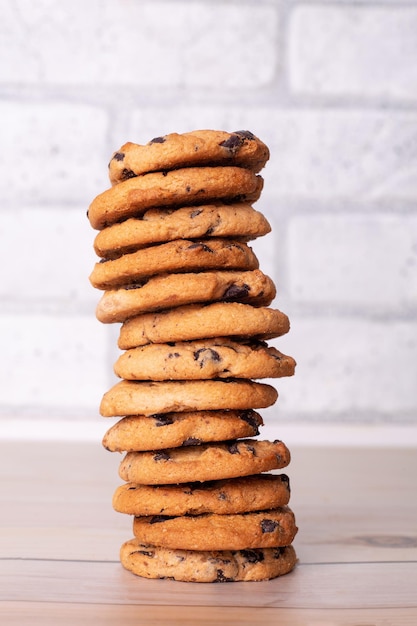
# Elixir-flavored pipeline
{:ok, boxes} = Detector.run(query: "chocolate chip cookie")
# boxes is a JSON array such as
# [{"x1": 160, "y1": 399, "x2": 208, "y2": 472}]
[
  {"x1": 112, "y1": 473, "x2": 290, "y2": 516},
  {"x1": 90, "y1": 239, "x2": 259, "y2": 290},
  {"x1": 120, "y1": 540, "x2": 297, "y2": 582},
  {"x1": 93, "y1": 203, "x2": 271, "y2": 259},
  {"x1": 118, "y1": 302, "x2": 290, "y2": 349},
  {"x1": 118, "y1": 439, "x2": 290, "y2": 484},
  {"x1": 102, "y1": 409, "x2": 263, "y2": 452},
  {"x1": 113, "y1": 338, "x2": 296, "y2": 381},
  {"x1": 100, "y1": 379, "x2": 278, "y2": 417},
  {"x1": 108, "y1": 130, "x2": 270, "y2": 185},
  {"x1": 88, "y1": 166, "x2": 263, "y2": 230},
  {"x1": 95, "y1": 269, "x2": 276, "y2": 324}
]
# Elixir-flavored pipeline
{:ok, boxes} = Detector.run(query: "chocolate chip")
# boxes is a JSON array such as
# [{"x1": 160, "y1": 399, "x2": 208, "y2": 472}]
[
  {"x1": 154, "y1": 414, "x2": 174, "y2": 427},
  {"x1": 149, "y1": 136, "x2": 166, "y2": 144},
  {"x1": 273, "y1": 547, "x2": 284, "y2": 559},
  {"x1": 182, "y1": 437, "x2": 201, "y2": 446},
  {"x1": 219, "y1": 134, "x2": 244, "y2": 153},
  {"x1": 153, "y1": 451, "x2": 171, "y2": 461},
  {"x1": 186, "y1": 186, "x2": 191, "y2": 192},
  {"x1": 194, "y1": 348, "x2": 221, "y2": 366},
  {"x1": 227, "y1": 442, "x2": 240, "y2": 454},
  {"x1": 222, "y1": 283, "x2": 250, "y2": 301},
  {"x1": 113, "y1": 152, "x2": 125, "y2": 162},
  {"x1": 235, "y1": 130, "x2": 255, "y2": 140},
  {"x1": 187, "y1": 242, "x2": 214, "y2": 253},
  {"x1": 190, "y1": 209, "x2": 203, "y2": 218},
  {"x1": 135, "y1": 549, "x2": 154, "y2": 557},
  {"x1": 149, "y1": 515, "x2": 171, "y2": 524},
  {"x1": 121, "y1": 168, "x2": 136, "y2": 181},
  {"x1": 241, "y1": 549, "x2": 265, "y2": 563},
  {"x1": 216, "y1": 569, "x2": 233, "y2": 583},
  {"x1": 239, "y1": 410, "x2": 259, "y2": 430},
  {"x1": 245, "y1": 443, "x2": 256, "y2": 455},
  {"x1": 261, "y1": 519, "x2": 279, "y2": 533},
  {"x1": 218, "y1": 491, "x2": 227, "y2": 501},
  {"x1": 168, "y1": 352, "x2": 181, "y2": 359}
]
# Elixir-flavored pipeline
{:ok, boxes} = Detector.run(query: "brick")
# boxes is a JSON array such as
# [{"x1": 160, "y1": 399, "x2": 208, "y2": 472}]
[
  {"x1": 287, "y1": 215, "x2": 417, "y2": 312},
  {"x1": 128, "y1": 106, "x2": 417, "y2": 202},
  {"x1": 0, "y1": 315, "x2": 109, "y2": 410},
  {"x1": 0, "y1": 102, "x2": 109, "y2": 205},
  {"x1": 289, "y1": 5, "x2": 417, "y2": 100},
  {"x1": 0, "y1": 1, "x2": 277, "y2": 87},
  {"x1": 0, "y1": 208, "x2": 98, "y2": 305},
  {"x1": 271, "y1": 318, "x2": 417, "y2": 417}
]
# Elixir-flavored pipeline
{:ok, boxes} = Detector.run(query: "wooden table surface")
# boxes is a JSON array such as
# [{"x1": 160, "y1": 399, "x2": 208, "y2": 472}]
[{"x1": 0, "y1": 438, "x2": 416, "y2": 625}]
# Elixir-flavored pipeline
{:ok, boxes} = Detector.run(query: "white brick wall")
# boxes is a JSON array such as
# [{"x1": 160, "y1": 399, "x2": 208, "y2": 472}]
[{"x1": 1, "y1": 0, "x2": 416, "y2": 441}]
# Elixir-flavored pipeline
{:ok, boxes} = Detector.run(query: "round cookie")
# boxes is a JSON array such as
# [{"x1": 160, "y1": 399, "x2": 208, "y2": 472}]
[
  {"x1": 95, "y1": 269, "x2": 276, "y2": 324},
  {"x1": 120, "y1": 540, "x2": 297, "y2": 582},
  {"x1": 100, "y1": 379, "x2": 278, "y2": 417},
  {"x1": 112, "y1": 473, "x2": 290, "y2": 516},
  {"x1": 93, "y1": 203, "x2": 271, "y2": 259},
  {"x1": 108, "y1": 129, "x2": 270, "y2": 185},
  {"x1": 118, "y1": 302, "x2": 290, "y2": 349},
  {"x1": 90, "y1": 239, "x2": 259, "y2": 290},
  {"x1": 102, "y1": 409, "x2": 264, "y2": 452},
  {"x1": 132, "y1": 506, "x2": 297, "y2": 551},
  {"x1": 118, "y1": 439, "x2": 290, "y2": 484},
  {"x1": 114, "y1": 338, "x2": 296, "y2": 381},
  {"x1": 88, "y1": 166, "x2": 263, "y2": 230}
]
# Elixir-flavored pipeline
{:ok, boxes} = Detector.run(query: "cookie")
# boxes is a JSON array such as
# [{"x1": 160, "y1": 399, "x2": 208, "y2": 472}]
[
  {"x1": 102, "y1": 409, "x2": 264, "y2": 452},
  {"x1": 118, "y1": 439, "x2": 290, "y2": 484},
  {"x1": 108, "y1": 130, "x2": 270, "y2": 185},
  {"x1": 88, "y1": 166, "x2": 263, "y2": 230},
  {"x1": 118, "y1": 302, "x2": 290, "y2": 349},
  {"x1": 120, "y1": 540, "x2": 297, "y2": 582},
  {"x1": 100, "y1": 379, "x2": 278, "y2": 417},
  {"x1": 112, "y1": 473, "x2": 290, "y2": 516},
  {"x1": 90, "y1": 239, "x2": 259, "y2": 290},
  {"x1": 113, "y1": 338, "x2": 296, "y2": 381},
  {"x1": 93, "y1": 203, "x2": 271, "y2": 259},
  {"x1": 96, "y1": 269, "x2": 276, "y2": 324},
  {"x1": 132, "y1": 506, "x2": 297, "y2": 551}
]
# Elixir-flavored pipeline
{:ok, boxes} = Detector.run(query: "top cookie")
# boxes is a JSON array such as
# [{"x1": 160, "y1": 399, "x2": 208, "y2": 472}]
[{"x1": 108, "y1": 130, "x2": 270, "y2": 185}]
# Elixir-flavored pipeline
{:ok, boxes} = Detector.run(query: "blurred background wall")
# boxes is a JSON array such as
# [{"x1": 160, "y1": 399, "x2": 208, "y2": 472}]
[{"x1": 1, "y1": 0, "x2": 416, "y2": 444}]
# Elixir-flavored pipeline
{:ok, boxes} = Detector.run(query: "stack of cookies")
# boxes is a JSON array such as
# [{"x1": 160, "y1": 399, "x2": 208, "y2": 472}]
[{"x1": 87, "y1": 129, "x2": 298, "y2": 583}]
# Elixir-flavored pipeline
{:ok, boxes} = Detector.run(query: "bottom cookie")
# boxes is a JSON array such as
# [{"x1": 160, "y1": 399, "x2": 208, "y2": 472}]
[{"x1": 120, "y1": 539, "x2": 297, "y2": 582}]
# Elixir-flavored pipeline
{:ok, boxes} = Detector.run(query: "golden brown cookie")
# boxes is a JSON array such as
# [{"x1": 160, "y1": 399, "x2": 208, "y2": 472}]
[
  {"x1": 118, "y1": 439, "x2": 290, "y2": 484},
  {"x1": 113, "y1": 338, "x2": 296, "y2": 381},
  {"x1": 93, "y1": 203, "x2": 271, "y2": 259},
  {"x1": 132, "y1": 506, "x2": 297, "y2": 551},
  {"x1": 108, "y1": 130, "x2": 270, "y2": 184},
  {"x1": 102, "y1": 409, "x2": 264, "y2": 452},
  {"x1": 95, "y1": 269, "x2": 276, "y2": 324},
  {"x1": 118, "y1": 302, "x2": 290, "y2": 349},
  {"x1": 112, "y1": 474, "x2": 290, "y2": 516},
  {"x1": 120, "y1": 540, "x2": 297, "y2": 582},
  {"x1": 100, "y1": 379, "x2": 278, "y2": 417},
  {"x1": 88, "y1": 166, "x2": 263, "y2": 230},
  {"x1": 89, "y1": 239, "x2": 259, "y2": 290}
]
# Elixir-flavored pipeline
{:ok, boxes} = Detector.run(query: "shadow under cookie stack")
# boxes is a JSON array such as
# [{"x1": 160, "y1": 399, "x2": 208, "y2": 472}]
[{"x1": 88, "y1": 129, "x2": 298, "y2": 583}]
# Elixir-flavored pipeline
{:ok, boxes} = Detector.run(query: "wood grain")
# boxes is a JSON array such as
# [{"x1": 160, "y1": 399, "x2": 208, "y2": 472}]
[{"x1": 0, "y1": 440, "x2": 416, "y2": 624}]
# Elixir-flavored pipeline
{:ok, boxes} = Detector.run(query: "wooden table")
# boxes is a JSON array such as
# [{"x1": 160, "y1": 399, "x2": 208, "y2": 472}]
[{"x1": 1, "y1": 438, "x2": 416, "y2": 625}]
